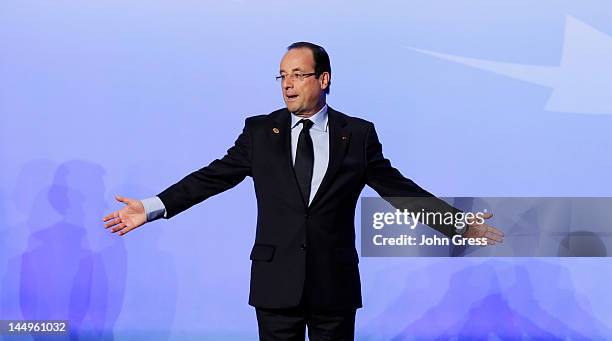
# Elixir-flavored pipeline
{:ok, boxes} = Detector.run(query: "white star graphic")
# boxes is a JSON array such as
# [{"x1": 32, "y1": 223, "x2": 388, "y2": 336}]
[{"x1": 407, "y1": 16, "x2": 612, "y2": 115}]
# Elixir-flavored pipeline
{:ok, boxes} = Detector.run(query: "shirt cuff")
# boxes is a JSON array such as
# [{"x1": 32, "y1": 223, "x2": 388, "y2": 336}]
[{"x1": 141, "y1": 196, "x2": 167, "y2": 222}]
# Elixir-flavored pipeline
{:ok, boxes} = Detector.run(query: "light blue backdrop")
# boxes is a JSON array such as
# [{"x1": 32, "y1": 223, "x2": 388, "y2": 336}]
[{"x1": 1, "y1": 1, "x2": 611, "y2": 339}]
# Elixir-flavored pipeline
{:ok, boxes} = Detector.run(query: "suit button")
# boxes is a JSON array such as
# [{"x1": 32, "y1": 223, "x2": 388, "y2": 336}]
[
  {"x1": 304, "y1": 213, "x2": 310, "y2": 219},
  {"x1": 300, "y1": 243, "x2": 307, "y2": 250}
]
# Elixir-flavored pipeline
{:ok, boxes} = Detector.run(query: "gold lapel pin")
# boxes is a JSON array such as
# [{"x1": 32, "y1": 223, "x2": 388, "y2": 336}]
[{"x1": 272, "y1": 128, "x2": 280, "y2": 134}]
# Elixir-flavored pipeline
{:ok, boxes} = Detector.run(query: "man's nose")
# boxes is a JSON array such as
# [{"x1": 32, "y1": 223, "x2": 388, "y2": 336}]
[{"x1": 283, "y1": 78, "x2": 295, "y2": 89}]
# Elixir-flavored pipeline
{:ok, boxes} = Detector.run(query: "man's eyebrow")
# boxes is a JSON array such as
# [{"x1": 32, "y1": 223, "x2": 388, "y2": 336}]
[{"x1": 279, "y1": 68, "x2": 305, "y2": 74}]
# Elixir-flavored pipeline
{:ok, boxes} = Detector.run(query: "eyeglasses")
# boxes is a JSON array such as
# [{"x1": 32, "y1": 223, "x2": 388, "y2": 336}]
[{"x1": 275, "y1": 72, "x2": 317, "y2": 82}]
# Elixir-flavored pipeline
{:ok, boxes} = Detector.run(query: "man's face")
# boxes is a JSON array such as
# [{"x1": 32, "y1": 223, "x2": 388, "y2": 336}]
[{"x1": 279, "y1": 48, "x2": 329, "y2": 117}]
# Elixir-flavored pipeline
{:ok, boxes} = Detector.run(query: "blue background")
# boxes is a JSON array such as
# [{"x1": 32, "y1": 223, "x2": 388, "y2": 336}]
[{"x1": 1, "y1": 1, "x2": 612, "y2": 339}]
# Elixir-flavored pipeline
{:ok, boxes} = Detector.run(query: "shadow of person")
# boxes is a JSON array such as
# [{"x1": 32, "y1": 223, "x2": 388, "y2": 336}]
[
  {"x1": 17, "y1": 160, "x2": 125, "y2": 341},
  {"x1": 1, "y1": 160, "x2": 58, "y2": 324}
]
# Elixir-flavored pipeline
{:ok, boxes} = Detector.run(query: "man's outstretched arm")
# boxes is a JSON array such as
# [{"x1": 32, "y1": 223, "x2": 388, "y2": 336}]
[
  {"x1": 102, "y1": 119, "x2": 253, "y2": 235},
  {"x1": 364, "y1": 123, "x2": 503, "y2": 244},
  {"x1": 157, "y1": 119, "x2": 253, "y2": 219}
]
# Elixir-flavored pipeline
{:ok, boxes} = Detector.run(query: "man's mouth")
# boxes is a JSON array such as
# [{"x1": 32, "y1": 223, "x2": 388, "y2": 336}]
[{"x1": 286, "y1": 94, "x2": 298, "y2": 102}]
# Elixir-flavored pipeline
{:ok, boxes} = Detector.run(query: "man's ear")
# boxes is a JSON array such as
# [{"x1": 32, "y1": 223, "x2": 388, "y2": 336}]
[{"x1": 319, "y1": 72, "x2": 330, "y2": 91}]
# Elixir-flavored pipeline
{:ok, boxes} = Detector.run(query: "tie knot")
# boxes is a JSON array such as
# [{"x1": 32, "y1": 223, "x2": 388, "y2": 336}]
[{"x1": 299, "y1": 119, "x2": 314, "y2": 130}]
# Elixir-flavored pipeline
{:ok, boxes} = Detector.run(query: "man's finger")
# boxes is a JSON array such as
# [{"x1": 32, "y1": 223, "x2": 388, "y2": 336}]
[
  {"x1": 485, "y1": 232, "x2": 503, "y2": 243},
  {"x1": 119, "y1": 225, "x2": 135, "y2": 236},
  {"x1": 111, "y1": 222, "x2": 127, "y2": 233},
  {"x1": 102, "y1": 211, "x2": 118, "y2": 222},
  {"x1": 486, "y1": 226, "x2": 504, "y2": 237},
  {"x1": 104, "y1": 218, "x2": 121, "y2": 229},
  {"x1": 481, "y1": 212, "x2": 493, "y2": 219},
  {"x1": 484, "y1": 227, "x2": 504, "y2": 242},
  {"x1": 115, "y1": 194, "x2": 129, "y2": 204},
  {"x1": 489, "y1": 229, "x2": 504, "y2": 238}
]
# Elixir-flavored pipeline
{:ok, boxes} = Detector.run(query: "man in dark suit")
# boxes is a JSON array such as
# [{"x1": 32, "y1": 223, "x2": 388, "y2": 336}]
[{"x1": 103, "y1": 42, "x2": 503, "y2": 340}]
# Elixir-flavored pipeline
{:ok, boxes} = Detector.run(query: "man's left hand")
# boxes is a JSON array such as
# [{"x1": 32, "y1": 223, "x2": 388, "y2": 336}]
[{"x1": 464, "y1": 212, "x2": 504, "y2": 245}]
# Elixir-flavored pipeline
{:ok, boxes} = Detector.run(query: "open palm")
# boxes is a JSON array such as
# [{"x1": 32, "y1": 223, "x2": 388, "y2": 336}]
[
  {"x1": 102, "y1": 195, "x2": 147, "y2": 236},
  {"x1": 464, "y1": 212, "x2": 504, "y2": 245}
]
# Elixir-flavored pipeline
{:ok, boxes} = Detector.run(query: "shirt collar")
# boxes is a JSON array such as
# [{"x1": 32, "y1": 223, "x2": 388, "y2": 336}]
[{"x1": 291, "y1": 104, "x2": 328, "y2": 132}]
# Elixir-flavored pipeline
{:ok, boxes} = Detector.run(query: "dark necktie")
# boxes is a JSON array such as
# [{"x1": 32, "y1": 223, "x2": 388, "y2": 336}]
[{"x1": 294, "y1": 119, "x2": 314, "y2": 205}]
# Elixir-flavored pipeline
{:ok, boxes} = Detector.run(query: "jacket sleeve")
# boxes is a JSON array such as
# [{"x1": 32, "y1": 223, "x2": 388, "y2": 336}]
[
  {"x1": 157, "y1": 118, "x2": 253, "y2": 219},
  {"x1": 364, "y1": 123, "x2": 465, "y2": 238}
]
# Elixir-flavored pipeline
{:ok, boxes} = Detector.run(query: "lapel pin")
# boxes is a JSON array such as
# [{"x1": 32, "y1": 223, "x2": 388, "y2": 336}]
[
  {"x1": 341, "y1": 136, "x2": 347, "y2": 140},
  {"x1": 272, "y1": 128, "x2": 280, "y2": 134}
]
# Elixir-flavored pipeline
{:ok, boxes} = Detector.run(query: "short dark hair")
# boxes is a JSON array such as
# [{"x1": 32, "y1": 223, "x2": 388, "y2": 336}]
[{"x1": 287, "y1": 42, "x2": 331, "y2": 94}]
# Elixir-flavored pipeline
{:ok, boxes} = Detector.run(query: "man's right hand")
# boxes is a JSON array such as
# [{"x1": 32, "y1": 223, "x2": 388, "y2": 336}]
[{"x1": 102, "y1": 195, "x2": 147, "y2": 236}]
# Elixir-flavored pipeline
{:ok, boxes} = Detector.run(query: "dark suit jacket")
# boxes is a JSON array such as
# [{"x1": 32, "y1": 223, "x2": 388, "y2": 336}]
[{"x1": 157, "y1": 107, "x2": 460, "y2": 310}]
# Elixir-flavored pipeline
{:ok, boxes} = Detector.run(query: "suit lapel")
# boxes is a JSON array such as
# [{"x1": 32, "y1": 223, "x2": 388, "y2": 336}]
[
  {"x1": 310, "y1": 107, "x2": 351, "y2": 208},
  {"x1": 271, "y1": 109, "x2": 307, "y2": 208}
]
